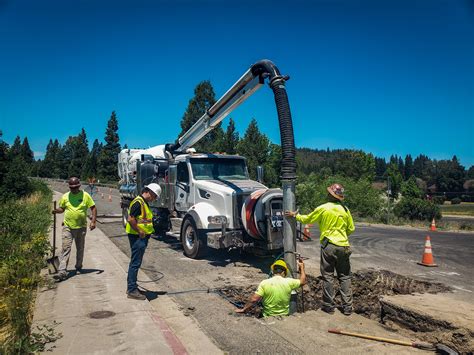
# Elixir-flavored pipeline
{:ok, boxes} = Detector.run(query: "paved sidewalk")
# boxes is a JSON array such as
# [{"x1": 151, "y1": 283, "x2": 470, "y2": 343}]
[{"x1": 33, "y1": 193, "x2": 221, "y2": 354}]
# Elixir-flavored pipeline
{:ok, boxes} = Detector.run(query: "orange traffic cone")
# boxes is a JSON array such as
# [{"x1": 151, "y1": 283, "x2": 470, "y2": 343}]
[
  {"x1": 430, "y1": 218, "x2": 437, "y2": 231},
  {"x1": 417, "y1": 236, "x2": 438, "y2": 267},
  {"x1": 303, "y1": 225, "x2": 311, "y2": 238}
]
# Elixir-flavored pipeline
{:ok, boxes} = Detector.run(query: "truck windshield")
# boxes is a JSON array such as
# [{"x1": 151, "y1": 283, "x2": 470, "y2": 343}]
[{"x1": 190, "y1": 158, "x2": 248, "y2": 180}]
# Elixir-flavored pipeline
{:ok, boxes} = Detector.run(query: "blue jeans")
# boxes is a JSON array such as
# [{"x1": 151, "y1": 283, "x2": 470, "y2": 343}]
[{"x1": 127, "y1": 234, "x2": 149, "y2": 293}]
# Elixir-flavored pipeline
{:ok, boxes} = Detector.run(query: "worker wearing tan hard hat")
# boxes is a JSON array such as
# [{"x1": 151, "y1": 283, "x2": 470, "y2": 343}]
[
  {"x1": 52, "y1": 177, "x2": 97, "y2": 281},
  {"x1": 285, "y1": 183, "x2": 355, "y2": 316}
]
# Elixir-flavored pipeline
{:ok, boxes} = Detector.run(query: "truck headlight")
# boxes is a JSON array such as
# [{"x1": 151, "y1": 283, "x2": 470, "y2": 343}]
[{"x1": 208, "y1": 215, "x2": 228, "y2": 224}]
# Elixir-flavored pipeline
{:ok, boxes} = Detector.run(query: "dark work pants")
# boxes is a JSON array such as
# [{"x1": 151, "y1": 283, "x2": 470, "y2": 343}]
[
  {"x1": 127, "y1": 234, "x2": 149, "y2": 293},
  {"x1": 320, "y1": 242, "x2": 352, "y2": 311}
]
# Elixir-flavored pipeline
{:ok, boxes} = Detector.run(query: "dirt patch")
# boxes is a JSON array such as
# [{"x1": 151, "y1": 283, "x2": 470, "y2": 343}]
[{"x1": 218, "y1": 269, "x2": 450, "y2": 318}]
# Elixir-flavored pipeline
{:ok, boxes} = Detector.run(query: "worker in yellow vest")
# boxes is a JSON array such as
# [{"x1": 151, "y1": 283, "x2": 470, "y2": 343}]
[
  {"x1": 285, "y1": 183, "x2": 355, "y2": 316},
  {"x1": 125, "y1": 183, "x2": 161, "y2": 300},
  {"x1": 235, "y1": 259, "x2": 306, "y2": 317}
]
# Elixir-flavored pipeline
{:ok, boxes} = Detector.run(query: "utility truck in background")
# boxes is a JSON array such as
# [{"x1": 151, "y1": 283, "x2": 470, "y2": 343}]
[{"x1": 118, "y1": 60, "x2": 298, "y2": 261}]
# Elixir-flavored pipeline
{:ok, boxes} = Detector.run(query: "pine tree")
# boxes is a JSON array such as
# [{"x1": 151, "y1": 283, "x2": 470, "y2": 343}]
[
  {"x1": 375, "y1": 157, "x2": 386, "y2": 177},
  {"x1": 66, "y1": 128, "x2": 89, "y2": 178},
  {"x1": 178, "y1": 81, "x2": 224, "y2": 152},
  {"x1": 97, "y1": 111, "x2": 121, "y2": 182},
  {"x1": 222, "y1": 118, "x2": 239, "y2": 154},
  {"x1": 404, "y1": 154, "x2": 414, "y2": 179},
  {"x1": 83, "y1": 139, "x2": 101, "y2": 180},
  {"x1": 0, "y1": 131, "x2": 10, "y2": 197},
  {"x1": 236, "y1": 119, "x2": 270, "y2": 180},
  {"x1": 8, "y1": 136, "x2": 22, "y2": 160},
  {"x1": 21, "y1": 137, "x2": 34, "y2": 166}
]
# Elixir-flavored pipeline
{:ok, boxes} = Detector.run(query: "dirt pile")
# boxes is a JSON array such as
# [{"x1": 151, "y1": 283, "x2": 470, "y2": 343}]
[{"x1": 218, "y1": 269, "x2": 450, "y2": 319}]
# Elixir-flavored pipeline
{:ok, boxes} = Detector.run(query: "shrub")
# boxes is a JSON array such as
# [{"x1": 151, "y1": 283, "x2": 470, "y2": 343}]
[
  {"x1": 451, "y1": 197, "x2": 461, "y2": 205},
  {"x1": 0, "y1": 182, "x2": 52, "y2": 353},
  {"x1": 296, "y1": 174, "x2": 382, "y2": 218},
  {"x1": 432, "y1": 196, "x2": 446, "y2": 205},
  {"x1": 394, "y1": 197, "x2": 441, "y2": 221}
]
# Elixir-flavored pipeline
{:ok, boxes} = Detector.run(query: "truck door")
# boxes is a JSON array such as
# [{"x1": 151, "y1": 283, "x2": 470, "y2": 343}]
[{"x1": 175, "y1": 161, "x2": 190, "y2": 211}]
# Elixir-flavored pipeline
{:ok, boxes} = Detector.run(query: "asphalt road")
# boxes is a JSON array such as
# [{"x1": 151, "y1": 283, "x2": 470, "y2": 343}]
[{"x1": 49, "y1": 182, "x2": 474, "y2": 352}]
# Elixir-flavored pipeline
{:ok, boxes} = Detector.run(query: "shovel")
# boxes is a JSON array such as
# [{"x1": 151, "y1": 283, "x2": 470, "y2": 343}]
[{"x1": 47, "y1": 201, "x2": 60, "y2": 274}]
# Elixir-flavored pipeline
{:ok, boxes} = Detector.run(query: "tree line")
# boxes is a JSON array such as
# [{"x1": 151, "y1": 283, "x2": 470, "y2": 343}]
[{"x1": 2, "y1": 80, "x2": 472, "y2": 206}]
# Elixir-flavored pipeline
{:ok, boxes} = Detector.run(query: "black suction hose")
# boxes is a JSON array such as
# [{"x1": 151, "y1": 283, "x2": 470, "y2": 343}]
[{"x1": 251, "y1": 60, "x2": 296, "y2": 180}]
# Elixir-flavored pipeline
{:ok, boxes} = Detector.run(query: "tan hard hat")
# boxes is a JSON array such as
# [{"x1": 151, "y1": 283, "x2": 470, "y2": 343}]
[
  {"x1": 68, "y1": 177, "x2": 81, "y2": 188},
  {"x1": 327, "y1": 183, "x2": 345, "y2": 201}
]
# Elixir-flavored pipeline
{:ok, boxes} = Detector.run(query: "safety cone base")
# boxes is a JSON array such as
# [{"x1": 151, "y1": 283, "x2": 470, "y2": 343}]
[{"x1": 417, "y1": 261, "x2": 438, "y2": 267}]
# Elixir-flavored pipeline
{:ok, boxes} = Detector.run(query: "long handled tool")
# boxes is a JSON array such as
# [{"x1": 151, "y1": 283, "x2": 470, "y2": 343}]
[
  {"x1": 47, "y1": 201, "x2": 60, "y2": 274},
  {"x1": 328, "y1": 329, "x2": 433, "y2": 350}
]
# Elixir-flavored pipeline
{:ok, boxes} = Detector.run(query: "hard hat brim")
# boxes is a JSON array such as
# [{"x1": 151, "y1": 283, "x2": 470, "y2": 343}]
[{"x1": 327, "y1": 186, "x2": 344, "y2": 201}]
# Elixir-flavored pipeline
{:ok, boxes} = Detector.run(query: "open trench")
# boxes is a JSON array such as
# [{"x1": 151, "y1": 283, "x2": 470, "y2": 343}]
[{"x1": 218, "y1": 270, "x2": 473, "y2": 354}]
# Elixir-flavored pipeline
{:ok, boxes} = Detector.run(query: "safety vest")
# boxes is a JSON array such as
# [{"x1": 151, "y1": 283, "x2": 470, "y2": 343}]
[{"x1": 125, "y1": 196, "x2": 154, "y2": 236}]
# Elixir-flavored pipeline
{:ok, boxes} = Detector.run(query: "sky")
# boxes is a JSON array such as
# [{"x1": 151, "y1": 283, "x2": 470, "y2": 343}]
[{"x1": 1, "y1": 0, "x2": 473, "y2": 167}]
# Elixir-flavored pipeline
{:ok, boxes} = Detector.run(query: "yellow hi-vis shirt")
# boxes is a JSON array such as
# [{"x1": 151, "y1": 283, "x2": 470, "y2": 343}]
[
  {"x1": 125, "y1": 196, "x2": 154, "y2": 236},
  {"x1": 255, "y1": 276, "x2": 301, "y2": 317},
  {"x1": 59, "y1": 191, "x2": 95, "y2": 229},
  {"x1": 296, "y1": 202, "x2": 355, "y2": 247}
]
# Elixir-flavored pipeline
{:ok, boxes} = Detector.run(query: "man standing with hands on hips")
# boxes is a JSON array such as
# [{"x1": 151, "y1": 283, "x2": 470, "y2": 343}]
[
  {"x1": 52, "y1": 177, "x2": 97, "y2": 281},
  {"x1": 125, "y1": 183, "x2": 161, "y2": 300},
  {"x1": 285, "y1": 183, "x2": 355, "y2": 316}
]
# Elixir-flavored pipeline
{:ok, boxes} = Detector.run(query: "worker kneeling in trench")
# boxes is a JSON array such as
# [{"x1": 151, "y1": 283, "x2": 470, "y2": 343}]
[{"x1": 235, "y1": 259, "x2": 306, "y2": 317}]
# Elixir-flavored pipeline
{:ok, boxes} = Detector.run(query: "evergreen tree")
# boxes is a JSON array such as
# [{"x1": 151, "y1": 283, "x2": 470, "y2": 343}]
[
  {"x1": 433, "y1": 156, "x2": 465, "y2": 192},
  {"x1": 264, "y1": 143, "x2": 282, "y2": 187},
  {"x1": 83, "y1": 139, "x2": 101, "y2": 179},
  {"x1": 178, "y1": 81, "x2": 224, "y2": 152},
  {"x1": 236, "y1": 119, "x2": 270, "y2": 180},
  {"x1": 8, "y1": 136, "x2": 22, "y2": 160},
  {"x1": 413, "y1": 154, "x2": 432, "y2": 182},
  {"x1": 39, "y1": 139, "x2": 61, "y2": 178},
  {"x1": 404, "y1": 154, "x2": 414, "y2": 179},
  {"x1": 21, "y1": 137, "x2": 34, "y2": 166},
  {"x1": 222, "y1": 118, "x2": 239, "y2": 154},
  {"x1": 398, "y1": 156, "x2": 405, "y2": 179},
  {"x1": 97, "y1": 111, "x2": 121, "y2": 182},
  {"x1": 385, "y1": 162, "x2": 403, "y2": 198},
  {"x1": 375, "y1": 157, "x2": 386, "y2": 177},
  {"x1": 467, "y1": 166, "x2": 474, "y2": 179},
  {"x1": 0, "y1": 131, "x2": 10, "y2": 196},
  {"x1": 66, "y1": 128, "x2": 89, "y2": 178}
]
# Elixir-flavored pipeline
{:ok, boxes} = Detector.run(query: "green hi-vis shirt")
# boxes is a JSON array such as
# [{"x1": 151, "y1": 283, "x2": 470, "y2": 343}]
[
  {"x1": 296, "y1": 202, "x2": 355, "y2": 247},
  {"x1": 255, "y1": 276, "x2": 301, "y2": 317},
  {"x1": 59, "y1": 191, "x2": 95, "y2": 229}
]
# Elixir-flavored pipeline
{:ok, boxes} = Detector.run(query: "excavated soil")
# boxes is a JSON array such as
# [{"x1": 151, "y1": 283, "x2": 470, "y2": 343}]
[
  {"x1": 218, "y1": 270, "x2": 474, "y2": 353},
  {"x1": 218, "y1": 269, "x2": 450, "y2": 318}
]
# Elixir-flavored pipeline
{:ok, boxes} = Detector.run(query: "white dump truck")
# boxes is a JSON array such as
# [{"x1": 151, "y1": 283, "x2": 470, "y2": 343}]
[{"x1": 119, "y1": 60, "x2": 298, "y2": 261}]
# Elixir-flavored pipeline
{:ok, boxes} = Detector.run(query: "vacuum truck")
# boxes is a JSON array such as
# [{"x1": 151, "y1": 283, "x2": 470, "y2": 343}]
[{"x1": 118, "y1": 59, "x2": 297, "y2": 260}]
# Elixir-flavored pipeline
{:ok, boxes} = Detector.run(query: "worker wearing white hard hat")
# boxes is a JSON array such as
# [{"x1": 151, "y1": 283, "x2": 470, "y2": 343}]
[{"x1": 125, "y1": 183, "x2": 161, "y2": 300}]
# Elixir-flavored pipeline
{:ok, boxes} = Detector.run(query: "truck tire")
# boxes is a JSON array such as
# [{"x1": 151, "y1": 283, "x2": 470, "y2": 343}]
[
  {"x1": 122, "y1": 206, "x2": 129, "y2": 228},
  {"x1": 181, "y1": 216, "x2": 207, "y2": 259}
]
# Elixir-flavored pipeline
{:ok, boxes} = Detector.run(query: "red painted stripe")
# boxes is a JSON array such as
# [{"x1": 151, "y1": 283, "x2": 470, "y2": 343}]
[{"x1": 149, "y1": 311, "x2": 188, "y2": 355}]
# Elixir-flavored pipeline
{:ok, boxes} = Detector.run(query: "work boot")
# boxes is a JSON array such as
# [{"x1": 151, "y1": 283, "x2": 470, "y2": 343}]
[
  {"x1": 127, "y1": 289, "x2": 146, "y2": 300},
  {"x1": 75, "y1": 268, "x2": 83, "y2": 274},
  {"x1": 54, "y1": 272, "x2": 68, "y2": 282},
  {"x1": 342, "y1": 307, "x2": 352, "y2": 316},
  {"x1": 320, "y1": 306, "x2": 335, "y2": 315}
]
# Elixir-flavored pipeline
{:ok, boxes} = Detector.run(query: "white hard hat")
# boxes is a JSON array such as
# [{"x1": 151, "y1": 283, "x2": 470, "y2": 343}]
[{"x1": 145, "y1": 183, "x2": 161, "y2": 197}]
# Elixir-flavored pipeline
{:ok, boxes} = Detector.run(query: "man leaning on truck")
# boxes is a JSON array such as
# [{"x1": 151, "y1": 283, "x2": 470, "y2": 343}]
[{"x1": 125, "y1": 183, "x2": 161, "y2": 300}]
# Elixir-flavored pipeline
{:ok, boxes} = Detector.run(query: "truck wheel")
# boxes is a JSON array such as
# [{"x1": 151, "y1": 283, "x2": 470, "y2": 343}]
[
  {"x1": 181, "y1": 216, "x2": 207, "y2": 259},
  {"x1": 122, "y1": 206, "x2": 128, "y2": 228}
]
